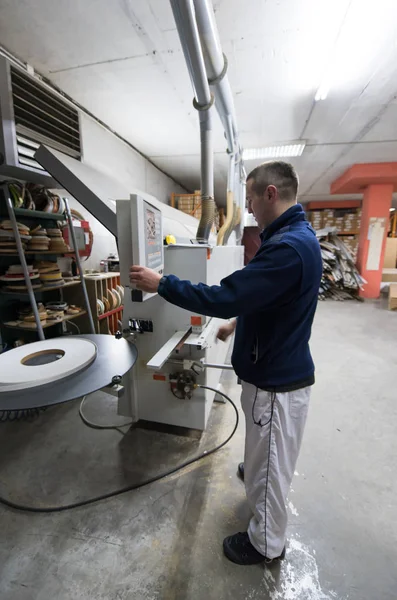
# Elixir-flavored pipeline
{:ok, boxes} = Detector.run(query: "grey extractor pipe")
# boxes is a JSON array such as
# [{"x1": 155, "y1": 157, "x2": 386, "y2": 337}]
[
  {"x1": 193, "y1": 0, "x2": 244, "y2": 244},
  {"x1": 171, "y1": 0, "x2": 244, "y2": 243},
  {"x1": 170, "y1": 0, "x2": 215, "y2": 243}
]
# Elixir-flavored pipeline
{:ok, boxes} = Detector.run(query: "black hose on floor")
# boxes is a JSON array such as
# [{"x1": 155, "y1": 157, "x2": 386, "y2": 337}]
[{"x1": 0, "y1": 385, "x2": 239, "y2": 513}]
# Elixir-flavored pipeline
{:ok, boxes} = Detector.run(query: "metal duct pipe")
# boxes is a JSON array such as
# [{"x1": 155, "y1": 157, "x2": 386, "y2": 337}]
[
  {"x1": 193, "y1": 0, "x2": 237, "y2": 153},
  {"x1": 237, "y1": 162, "x2": 245, "y2": 241},
  {"x1": 223, "y1": 204, "x2": 238, "y2": 245},
  {"x1": 224, "y1": 165, "x2": 242, "y2": 245},
  {"x1": 197, "y1": 110, "x2": 215, "y2": 242},
  {"x1": 193, "y1": 2, "x2": 242, "y2": 244},
  {"x1": 170, "y1": 0, "x2": 212, "y2": 107},
  {"x1": 217, "y1": 152, "x2": 236, "y2": 245},
  {"x1": 170, "y1": 0, "x2": 215, "y2": 243}
]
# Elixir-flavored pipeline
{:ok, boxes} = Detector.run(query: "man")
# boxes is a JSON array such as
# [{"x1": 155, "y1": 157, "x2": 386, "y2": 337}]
[{"x1": 130, "y1": 161, "x2": 322, "y2": 566}]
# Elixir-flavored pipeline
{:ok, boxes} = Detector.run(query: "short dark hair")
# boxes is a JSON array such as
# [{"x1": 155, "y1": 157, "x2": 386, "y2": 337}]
[{"x1": 247, "y1": 161, "x2": 299, "y2": 201}]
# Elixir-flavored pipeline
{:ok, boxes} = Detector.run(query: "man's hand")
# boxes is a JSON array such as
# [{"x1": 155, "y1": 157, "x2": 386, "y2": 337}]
[
  {"x1": 129, "y1": 266, "x2": 162, "y2": 293},
  {"x1": 216, "y1": 319, "x2": 237, "y2": 342}
]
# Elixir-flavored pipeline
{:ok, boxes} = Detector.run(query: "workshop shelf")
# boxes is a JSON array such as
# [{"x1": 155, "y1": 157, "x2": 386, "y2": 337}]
[
  {"x1": 4, "y1": 310, "x2": 87, "y2": 331},
  {"x1": 0, "y1": 280, "x2": 81, "y2": 295}
]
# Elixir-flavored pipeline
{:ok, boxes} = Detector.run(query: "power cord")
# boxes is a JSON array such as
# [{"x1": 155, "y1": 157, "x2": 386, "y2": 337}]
[
  {"x1": 79, "y1": 395, "x2": 133, "y2": 430},
  {"x1": 0, "y1": 385, "x2": 238, "y2": 513},
  {"x1": 65, "y1": 320, "x2": 81, "y2": 335}
]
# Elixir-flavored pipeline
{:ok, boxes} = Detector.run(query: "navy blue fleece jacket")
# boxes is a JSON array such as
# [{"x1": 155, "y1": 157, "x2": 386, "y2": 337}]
[{"x1": 158, "y1": 204, "x2": 322, "y2": 390}]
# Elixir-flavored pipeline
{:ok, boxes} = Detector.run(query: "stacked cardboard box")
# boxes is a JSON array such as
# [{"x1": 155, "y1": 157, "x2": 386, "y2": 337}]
[
  {"x1": 177, "y1": 192, "x2": 202, "y2": 218},
  {"x1": 389, "y1": 283, "x2": 397, "y2": 310},
  {"x1": 308, "y1": 210, "x2": 323, "y2": 229},
  {"x1": 343, "y1": 209, "x2": 361, "y2": 232},
  {"x1": 309, "y1": 208, "x2": 361, "y2": 232},
  {"x1": 383, "y1": 238, "x2": 397, "y2": 268},
  {"x1": 322, "y1": 209, "x2": 337, "y2": 229},
  {"x1": 175, "y1": 192, "x2": 220, "y2": 233}
]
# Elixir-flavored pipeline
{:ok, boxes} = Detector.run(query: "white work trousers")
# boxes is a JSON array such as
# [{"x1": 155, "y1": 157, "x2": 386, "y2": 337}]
[{"x1": 241, "y1": 381, "x2": 310, "y2": 559}]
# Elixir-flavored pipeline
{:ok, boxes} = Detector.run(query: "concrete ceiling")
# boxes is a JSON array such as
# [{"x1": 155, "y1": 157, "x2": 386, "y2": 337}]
[{"x1": 1, "y1": 0, "x2": 397, "y2": 206}]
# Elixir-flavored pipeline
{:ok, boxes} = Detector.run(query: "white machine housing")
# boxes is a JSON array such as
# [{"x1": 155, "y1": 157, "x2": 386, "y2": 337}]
[{"x1": 117, "y1": 198, "x2": 243, "y2": 430}]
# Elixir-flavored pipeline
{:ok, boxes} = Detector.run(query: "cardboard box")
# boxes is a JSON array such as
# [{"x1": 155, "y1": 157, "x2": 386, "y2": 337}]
[
  {"x1": 388, "y1": 283, "x2": 397, "y2": 310},
  {"x1": 309, "y1": 211, "x2": 323, "y2": 229},
  {"x1": 383, "y1": 238, "x2": 397, "y2": 268},
  {"x1": 382, "y1": 268, "x2": 397, "y2": 283},
  {"x1": 323, "y1": 219, "x2": 337, "y2": 228}
]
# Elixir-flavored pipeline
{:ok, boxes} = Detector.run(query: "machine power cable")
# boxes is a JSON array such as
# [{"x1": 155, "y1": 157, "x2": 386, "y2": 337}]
[
  {"x1": 0, "y1": 385, "x2": 239, "y2": 514},
  {"x1": 79, "y1": 395, "x2": 133, "y2": 430}
]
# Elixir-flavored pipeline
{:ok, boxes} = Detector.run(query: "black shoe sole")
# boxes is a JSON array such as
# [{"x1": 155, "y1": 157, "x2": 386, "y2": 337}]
[{"x1": 223, "y1": 537, "x2": 286, "y2": 566}]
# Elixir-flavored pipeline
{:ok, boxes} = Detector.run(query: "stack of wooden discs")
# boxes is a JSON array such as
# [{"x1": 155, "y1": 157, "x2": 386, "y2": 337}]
[
  {"x1": 28, "y1": 226, "x2": 50, "y2": 252},
  {"x1": 47, "y1": 228, "x2": 70, "y2": 253},
  {"x1": 44, "y1": 301, "x2": 82, "y2": 319},
  {"x1": 0, "y1": 264, "x2": 41, "y2": 291},
  {"x1": 66, "y1": 305, "x2": 82, "y2": 315},
  {"x1": 46, "y1": 309, "x2": 65, "y2": 323},
  {"x1": 35, "y1": 261, "x2": 65, "y2": 288},
  {"x1": 47, "y1": 228, "x2": 62, "y2": 238},
  {"x1": 0, "y1": 221, "x2": 31, "y2": 254},
  {"x1": 18, "y1": 302, "x2": 48, "y2": 327}
]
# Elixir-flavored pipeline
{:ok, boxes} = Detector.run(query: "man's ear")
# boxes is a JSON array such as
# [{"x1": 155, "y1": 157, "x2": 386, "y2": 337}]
[{"x1": 267, "y1": 185, "x2": 277, "y2": 202}]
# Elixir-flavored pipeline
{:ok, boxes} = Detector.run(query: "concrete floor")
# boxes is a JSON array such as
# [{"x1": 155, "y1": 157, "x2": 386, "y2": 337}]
[{"x1": 0, "y1": 300, "x2": 396, "y2": 600}]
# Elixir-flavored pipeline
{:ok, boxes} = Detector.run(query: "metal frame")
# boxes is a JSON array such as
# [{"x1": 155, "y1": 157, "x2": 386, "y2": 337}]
[
  {"x1": 64, "y1": 197, "x2": 95, "y2": 334},
  {"x1": 35, "y1": 145, "x2": 118, "y2": 237}
]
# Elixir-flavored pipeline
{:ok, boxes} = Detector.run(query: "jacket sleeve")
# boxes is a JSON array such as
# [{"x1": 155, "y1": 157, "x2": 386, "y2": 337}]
[{"x1": 158, "y1": 243, "x2": 302, "y2": 318}]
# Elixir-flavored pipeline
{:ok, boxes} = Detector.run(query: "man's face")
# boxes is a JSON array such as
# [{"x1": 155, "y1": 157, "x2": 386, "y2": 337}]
[{"x1": 246, "y1": 178, "x2": 271, "y2": 230}]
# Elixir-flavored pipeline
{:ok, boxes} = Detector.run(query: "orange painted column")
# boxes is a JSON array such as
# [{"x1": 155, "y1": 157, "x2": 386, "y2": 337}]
[{"x1": 356, "y1": 184, "x2": 393, "y2": 298}]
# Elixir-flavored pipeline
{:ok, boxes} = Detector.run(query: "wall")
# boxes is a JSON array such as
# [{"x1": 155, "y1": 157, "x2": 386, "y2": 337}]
[{"x1": 65, "y1": 113, "x2": 187, "y2": 270}]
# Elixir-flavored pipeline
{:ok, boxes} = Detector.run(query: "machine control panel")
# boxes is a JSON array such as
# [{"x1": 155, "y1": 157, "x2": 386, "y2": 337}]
[{"x1": 130, "y1": 194, "x2": 164, "y2": 302}]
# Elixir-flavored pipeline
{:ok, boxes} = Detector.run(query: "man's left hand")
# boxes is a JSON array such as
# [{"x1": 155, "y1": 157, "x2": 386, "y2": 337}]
[{"x1": 129, "y1": 266, "x2": 162, "y2": 293}]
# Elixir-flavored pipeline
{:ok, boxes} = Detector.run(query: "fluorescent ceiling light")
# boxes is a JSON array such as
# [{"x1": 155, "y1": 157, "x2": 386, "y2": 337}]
[
  {"x1": 315, "y1": 80, "x2": 330, "y2": 101},
  {"x1": 243, "y1": 143, "x2": 306, "y2": 161},
  {"x1": 390, "y1": 208, "x2": 395, "y2": 212}
]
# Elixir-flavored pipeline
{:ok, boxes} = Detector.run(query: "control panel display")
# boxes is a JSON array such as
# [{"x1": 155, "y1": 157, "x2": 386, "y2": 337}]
[
  {"x1": 130, "y1": 194, "x2": 164, "y2": 302},
  {"x1": 144, "y1": 203, "x2": 163, "y2": 271}
]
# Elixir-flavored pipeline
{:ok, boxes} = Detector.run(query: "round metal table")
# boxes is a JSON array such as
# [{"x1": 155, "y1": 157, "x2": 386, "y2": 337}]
[{"x1": 0, "y1": 335, "x2": 137, "y2": 411}]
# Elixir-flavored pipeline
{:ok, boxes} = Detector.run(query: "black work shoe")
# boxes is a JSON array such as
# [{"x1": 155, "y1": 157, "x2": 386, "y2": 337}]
[
  {"x1": 223, "y1": 532, "x2": 286, "y2": 565},
  {"x1": 238, "y1": 462, "x2": 244, "y2": 481}
]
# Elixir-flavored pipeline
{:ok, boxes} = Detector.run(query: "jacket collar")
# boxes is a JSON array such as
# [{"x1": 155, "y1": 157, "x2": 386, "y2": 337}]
[{"x1": 260, "y1": 203, "x2": 306, "y2": 242}]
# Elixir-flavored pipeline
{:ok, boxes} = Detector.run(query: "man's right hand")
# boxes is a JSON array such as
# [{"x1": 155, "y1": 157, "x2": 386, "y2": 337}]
[{"x1": 216, "y1": 319, "x2": 237, "y2": 342}]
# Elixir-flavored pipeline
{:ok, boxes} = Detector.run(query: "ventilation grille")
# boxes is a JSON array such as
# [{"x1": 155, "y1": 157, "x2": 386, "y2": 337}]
[{"x1": 10, "y1": 66, "x2": 81, "y2": 165}]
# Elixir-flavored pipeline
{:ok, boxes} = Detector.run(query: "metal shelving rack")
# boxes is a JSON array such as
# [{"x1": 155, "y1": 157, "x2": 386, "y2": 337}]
[{"x1": 1, "y1": 182, "x2": 95, "y2": 339}]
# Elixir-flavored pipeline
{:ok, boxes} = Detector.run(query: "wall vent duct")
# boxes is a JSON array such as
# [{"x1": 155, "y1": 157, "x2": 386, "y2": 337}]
[{"x1": 0, "y1": 56, "x2": 81, "y2": 185}]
